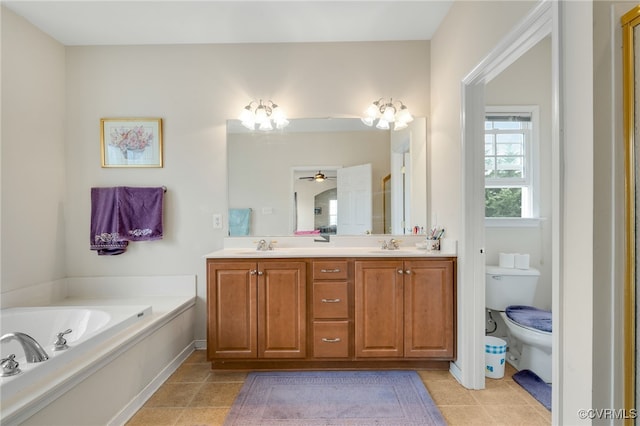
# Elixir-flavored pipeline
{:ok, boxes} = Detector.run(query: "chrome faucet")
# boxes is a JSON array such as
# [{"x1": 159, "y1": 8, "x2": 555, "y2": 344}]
[
  {"x1": 0, "y1": 332, "x2": 49, "y2": 363},
  {"x1": 381, "y1": 238, "x2": 401, "y2": 250},
  {"x1": 255, "y1": 239, "x2": 277, "y2": 251}
]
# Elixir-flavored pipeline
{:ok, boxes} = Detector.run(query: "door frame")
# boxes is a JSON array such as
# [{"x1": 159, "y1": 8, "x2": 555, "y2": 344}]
[{"x1": 457, "y1": 0, "x2": 561, "y2": 420}]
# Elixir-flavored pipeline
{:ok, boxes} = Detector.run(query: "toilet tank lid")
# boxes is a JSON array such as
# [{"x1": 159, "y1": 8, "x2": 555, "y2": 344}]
[{"x1": 486, "y1": 265, "x2": 540, "y2": 276}]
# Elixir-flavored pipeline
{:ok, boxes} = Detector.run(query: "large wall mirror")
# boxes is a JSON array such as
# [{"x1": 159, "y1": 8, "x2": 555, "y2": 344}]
[
  {"x1": 623, "y1": 5, "x2": 640, "y2": 423},
  {"x1": 227, "y1": 117, "x2": 427, "y2": 237}
]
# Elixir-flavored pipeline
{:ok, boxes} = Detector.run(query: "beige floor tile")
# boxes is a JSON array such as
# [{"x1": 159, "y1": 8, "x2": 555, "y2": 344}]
[
  {"x1": 168, "y1": 363, "x2": 212, "y2": 383},
  {"x1": 471, "y1": 380, "x2": 530, "y2": 405},
  {"x1": 126, "y1": 407, "x2": 184, "y2": 426},
  {"x1": 439, "y1": 405, "x2": 494, "y2": 425},
  {"x1": 175, "y1": 407, "x2": 229, "y2": 426},
  {"x1": 145, "y1": 383, "x2": 203, "y2": 407},
  {"x1": 189, "y1": 382, "x2": 244, "y2": 407},
  {"x1": 484, "y1": 404, "x2": 550, "y2": 425},
  {"x1": 418, "y1": 369, "x2": 456, "y2": 382},
  {"x1": 207, "y1": 370, "x2": 248, "y2": 383},
  {"x1": 424, "y1": 379, "x2": 479, "y2": 405},
  {"x1": 184, "y1": 350, "x2": 208, "y2": 364}
]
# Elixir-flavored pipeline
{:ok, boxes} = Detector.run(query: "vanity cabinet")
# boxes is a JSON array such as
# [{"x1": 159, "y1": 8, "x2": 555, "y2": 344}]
[
  {"x1": 355, "y1": 259, "x2": 455, "y2": 359},
  {"x1": 207, "y1": 260, "x2": 306, "y2": 360},
  {"x1": 206, "y1": 255, "x2": 455, "y2": 369}
]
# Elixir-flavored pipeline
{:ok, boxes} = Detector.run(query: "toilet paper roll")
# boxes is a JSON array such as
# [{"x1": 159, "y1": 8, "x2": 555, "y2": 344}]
[
  {"x1": 514, "y1": 254, "x2": 530, "y2": 270},
  {"x1": 499, "y1": 253, "x2": 515, "y2": 268}
]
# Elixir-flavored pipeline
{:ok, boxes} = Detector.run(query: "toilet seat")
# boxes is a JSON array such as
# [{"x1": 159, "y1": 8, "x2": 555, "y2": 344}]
[{"x1": 505, "y1": 305, "x2": 552, "y2": 333}]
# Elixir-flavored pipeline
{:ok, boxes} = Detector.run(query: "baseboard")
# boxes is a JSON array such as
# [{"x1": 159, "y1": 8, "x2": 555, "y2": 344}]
[
  {"x1": 195, "y1": 339, "x2": 207, "y2": 350},
  {"x1": 449, "y1": 361, "x2": 464, "y2": 385},
  {"x1": 108, "y1": 341, "x2": 195, "y2": 426}
]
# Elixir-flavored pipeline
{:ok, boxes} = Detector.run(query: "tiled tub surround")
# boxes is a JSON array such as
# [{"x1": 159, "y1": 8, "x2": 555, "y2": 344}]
[{"x1": 0, "y1": 276, "x2": 196, "y2": 426}]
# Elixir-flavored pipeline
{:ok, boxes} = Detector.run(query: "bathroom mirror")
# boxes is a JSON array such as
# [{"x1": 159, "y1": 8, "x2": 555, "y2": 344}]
[{"x1": 227, "y1": 117, "x2": 426, "y2": 236}]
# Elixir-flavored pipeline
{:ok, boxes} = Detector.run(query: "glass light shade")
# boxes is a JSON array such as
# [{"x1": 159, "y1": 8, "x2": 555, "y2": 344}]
[
  {"x1": 361, "y1": 117, "x2": 375, "y2": 126},
  {"x1": 393, "y1": 120, "x2": 408, "y2": 131},
  {"x1": 365, "y1": 102, "x2": 380, "y2": 119},
  {"x1": 255, "y1": 106, "x2": 268, "y2": 124},
  {"x1": 382, "y1": 105, "x2": 396, "y2": 122},
  {"x1": 271, "y1": 105, "x2": 285, "y2": 121},
  {"x1": 396, "y1": 106, "x2": 413, "y2": 124},
  {"x1": 238, "y1": 106, "x2": 253, "y2": 123},
  {"x1": 259, "y1": 120, "x2": 273, "y2": 131},
  {"x1": 376, "y1": 119, "x2": 390, "y2": 130}
]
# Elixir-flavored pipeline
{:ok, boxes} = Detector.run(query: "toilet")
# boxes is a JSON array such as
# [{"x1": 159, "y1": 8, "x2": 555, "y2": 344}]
[{"x1": 485, "y1": 265, "x2": 552, "y2": 383}]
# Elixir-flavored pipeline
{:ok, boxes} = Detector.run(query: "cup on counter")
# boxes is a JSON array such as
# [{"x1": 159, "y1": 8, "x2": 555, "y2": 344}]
[{"x1": 426, "y1": 238, "x2": 440, "y2": 251}]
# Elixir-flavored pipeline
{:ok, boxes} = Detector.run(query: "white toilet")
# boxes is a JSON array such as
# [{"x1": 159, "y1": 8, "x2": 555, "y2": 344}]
[{"x1": 485, "y1": 265, "x2": 552, "y2": 383}]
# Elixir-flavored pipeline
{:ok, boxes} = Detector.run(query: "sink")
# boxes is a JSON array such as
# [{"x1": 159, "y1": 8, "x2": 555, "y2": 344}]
[
  {"x1": 368, "y1": 249, "x2": 416, "y2": 255},
  {"x1": 230, "y1": 250, "x2": 291, "y2": 256}
]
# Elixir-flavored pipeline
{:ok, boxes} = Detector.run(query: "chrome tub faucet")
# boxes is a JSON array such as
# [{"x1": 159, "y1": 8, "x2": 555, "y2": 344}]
[{"x1": 1, "y1": 332, "x2": 49, "y2": 363}]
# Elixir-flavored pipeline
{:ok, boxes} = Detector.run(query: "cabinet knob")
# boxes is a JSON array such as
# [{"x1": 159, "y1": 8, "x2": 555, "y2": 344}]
[
  {"x1": 405, "y1": 270, "x2": 411, "y2": 274},
  {"x1": 257, "y1": 271, "x2": 264, "y2": 276},
  {"x1": 321, "y1": 337, "x2": 342, "y2": 343},
  {"x1": 397, "y1": 269, "x2": 404, "y2": 274},
  {"x1": 250, "y1": 270, "x2": 257, "y2": 275}
]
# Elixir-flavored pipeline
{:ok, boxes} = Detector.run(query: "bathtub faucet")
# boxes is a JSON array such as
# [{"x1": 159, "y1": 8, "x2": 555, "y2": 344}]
[{"x1": 0, "y1": 332, "x2": 49, "y2": 362}]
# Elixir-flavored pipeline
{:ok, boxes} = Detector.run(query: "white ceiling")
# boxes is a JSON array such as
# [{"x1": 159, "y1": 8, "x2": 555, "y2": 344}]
[{"x1": 2, "y1": 1, "x2": 453, "y2": 46}]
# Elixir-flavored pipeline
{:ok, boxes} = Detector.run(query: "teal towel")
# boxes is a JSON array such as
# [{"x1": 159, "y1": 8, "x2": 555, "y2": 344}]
[{"x1": 229, "y1": 208, "x2": 251, "y2": 236}]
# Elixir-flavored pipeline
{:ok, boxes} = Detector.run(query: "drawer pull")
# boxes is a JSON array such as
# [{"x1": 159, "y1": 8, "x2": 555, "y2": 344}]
[
  {"x1": 320, "y1": 268, "x2": 341, "y2": 273},
  {"x1": 321, "y1": 298, "x2": 341, "y2": 303},
  {"x1": 321, "y1": 337, "x2": 342, "y2": 343}
]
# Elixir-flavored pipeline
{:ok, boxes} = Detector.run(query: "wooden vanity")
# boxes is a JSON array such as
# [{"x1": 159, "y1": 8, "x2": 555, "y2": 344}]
[{"x1": 206, "y1": 252, "x2": 456, "y2": 370}]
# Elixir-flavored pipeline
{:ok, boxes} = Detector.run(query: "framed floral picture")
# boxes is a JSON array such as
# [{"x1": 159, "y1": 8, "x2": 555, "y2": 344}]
[{"x1": 100, "y1": 118, "x2": 163, "y2": 167}]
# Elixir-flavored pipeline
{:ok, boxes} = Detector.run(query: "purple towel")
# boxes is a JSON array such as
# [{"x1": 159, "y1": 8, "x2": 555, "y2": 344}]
[{"x1": 90, "y1": 187, "x2": 164, "y2": 255}]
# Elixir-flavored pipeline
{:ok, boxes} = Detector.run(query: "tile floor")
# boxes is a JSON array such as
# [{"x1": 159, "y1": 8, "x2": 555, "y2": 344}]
[{"x1": 126, "y1": 350, "x2": 551, "y2": 425}]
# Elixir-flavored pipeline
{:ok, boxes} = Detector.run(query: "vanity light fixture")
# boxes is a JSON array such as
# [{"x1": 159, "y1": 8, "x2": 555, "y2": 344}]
[
  {"x1": 239, "y1": 99, "x2": 289, "y2": 131},
  {"x1": 361, "y1": 98, "x2": 414, "y2": 131}
]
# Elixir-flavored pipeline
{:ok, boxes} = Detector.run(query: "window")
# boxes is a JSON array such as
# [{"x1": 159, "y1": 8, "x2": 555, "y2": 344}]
[{"x1": 485, "y1": 106, "x2": 539, "y2": 222}]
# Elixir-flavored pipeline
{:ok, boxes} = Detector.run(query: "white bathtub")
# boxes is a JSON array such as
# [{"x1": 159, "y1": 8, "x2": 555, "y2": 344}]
[{"x1": 0, "y1": 305, "x2": 151, "y2": 422}]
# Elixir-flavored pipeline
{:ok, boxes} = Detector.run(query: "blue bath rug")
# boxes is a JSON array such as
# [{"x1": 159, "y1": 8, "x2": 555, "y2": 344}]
[
  {"x1": 224, "y1": 370, "x2": 446, "y2": 425},
  {"x1": 513, "y1": 369, "x2": 551, "y2": 411}
]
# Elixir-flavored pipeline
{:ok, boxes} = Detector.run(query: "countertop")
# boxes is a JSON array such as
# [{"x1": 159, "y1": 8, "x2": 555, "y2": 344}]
[{"x1": 204, "y1": 246, "x2": 456, "y2": 259}]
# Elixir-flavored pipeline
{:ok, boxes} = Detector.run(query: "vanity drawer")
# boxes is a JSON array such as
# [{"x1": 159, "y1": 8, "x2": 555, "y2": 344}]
[
  {"x1": 313, "y1": 321, "x2": 349, "y2": 358},
  {"x1": 313, "y1": 261, "x2": 348, "y2": 280},
  {"x1": 313, "y1": 282, "x2": 348, "y2": 319}
]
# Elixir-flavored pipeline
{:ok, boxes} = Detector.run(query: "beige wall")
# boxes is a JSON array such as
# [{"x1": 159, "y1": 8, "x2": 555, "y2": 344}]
[{"x1": 1, "y1": 7, "x2": 67, "y2": 292}]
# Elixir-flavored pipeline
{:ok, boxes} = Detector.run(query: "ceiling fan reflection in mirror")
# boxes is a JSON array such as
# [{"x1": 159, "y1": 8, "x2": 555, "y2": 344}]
[{"x1": 299, "y1": 171, "x2": 336, "y2": 182}]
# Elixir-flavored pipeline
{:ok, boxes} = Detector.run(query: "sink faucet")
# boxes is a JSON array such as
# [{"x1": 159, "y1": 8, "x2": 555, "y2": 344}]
[
  {"x1": 255, "y1": 239, "x2": 277, "y2": 251},
  {"x1": 0, "y1": 332, "x2": 49, "y2": 363},
  {"x1": 381, "y1": 238, "x2": 401, "y2": 250}
]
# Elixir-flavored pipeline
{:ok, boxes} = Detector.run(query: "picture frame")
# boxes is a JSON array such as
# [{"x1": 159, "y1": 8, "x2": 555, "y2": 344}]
[{"x1": 100, "y1": 118, "x2": 163, "y2": 167}]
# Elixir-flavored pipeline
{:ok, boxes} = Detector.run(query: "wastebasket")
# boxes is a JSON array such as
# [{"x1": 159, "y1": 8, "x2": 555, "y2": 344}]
[{"x1": 485, "y1": 336, "x2": 507, "y2": 379}]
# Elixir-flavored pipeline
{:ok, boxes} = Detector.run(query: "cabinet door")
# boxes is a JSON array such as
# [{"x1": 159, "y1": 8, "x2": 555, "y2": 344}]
[
  {"x1": 258, "y1": 261, "x2": 307, "y2": 358},
  {"x1": 207, "y1": 261, "x2": 257, "y2": 359},
  {"x1": 355, "y1": 260, "x2": 404, "y2": 358},
  {"x1": 404, "y1": 260, "x2": 455, "y2": 358}
]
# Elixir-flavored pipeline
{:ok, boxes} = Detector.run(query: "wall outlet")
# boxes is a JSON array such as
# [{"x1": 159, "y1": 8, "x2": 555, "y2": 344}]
[{"x1": 212, "y1": 213, "x2": 222, "y2": 229}]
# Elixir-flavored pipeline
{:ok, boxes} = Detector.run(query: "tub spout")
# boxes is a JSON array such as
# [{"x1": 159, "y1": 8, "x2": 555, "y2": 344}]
[{"x1": 0, "y1": 332, "x2": 49, "y2": 362}]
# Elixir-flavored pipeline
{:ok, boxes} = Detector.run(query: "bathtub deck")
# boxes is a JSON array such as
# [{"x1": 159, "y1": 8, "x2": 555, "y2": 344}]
[{"x1": 1, "y1": 294, "x2": 195, "y2": 426}]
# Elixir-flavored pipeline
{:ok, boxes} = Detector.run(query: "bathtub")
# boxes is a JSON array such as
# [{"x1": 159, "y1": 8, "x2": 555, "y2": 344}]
[{"x1": 0, "y1": 305, "x2": 151, "y2": 422}]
